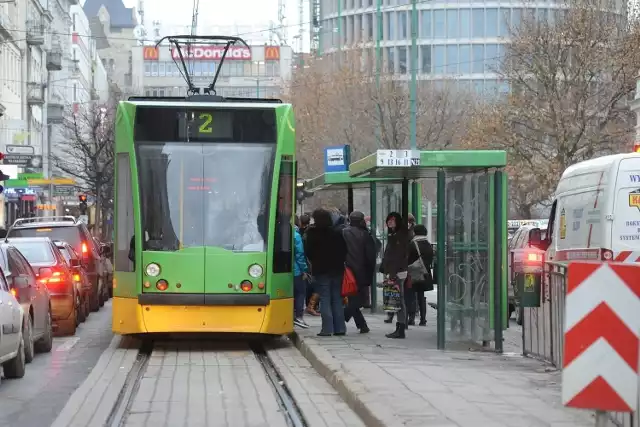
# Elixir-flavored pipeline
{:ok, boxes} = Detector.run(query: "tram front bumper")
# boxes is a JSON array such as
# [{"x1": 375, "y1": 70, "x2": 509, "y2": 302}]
[{"x1": 112, "y1": 296, "x2": 293, "y2": 335}]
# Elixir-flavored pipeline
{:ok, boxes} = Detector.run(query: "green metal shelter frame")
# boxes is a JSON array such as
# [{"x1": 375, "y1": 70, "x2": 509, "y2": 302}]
[{"x1": 350, "y1": 150, "x2": 508, "y2": 351}]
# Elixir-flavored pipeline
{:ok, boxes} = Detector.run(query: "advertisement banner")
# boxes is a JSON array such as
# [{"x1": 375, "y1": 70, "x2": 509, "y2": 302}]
[{"x1": 171, "y1": 46, "x2": 252, "y2": 60}]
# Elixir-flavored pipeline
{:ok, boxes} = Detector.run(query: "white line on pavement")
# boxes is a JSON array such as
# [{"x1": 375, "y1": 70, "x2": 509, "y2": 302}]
[{"x1": 56, "y1": 337, "x2": 80, "y2": 352}]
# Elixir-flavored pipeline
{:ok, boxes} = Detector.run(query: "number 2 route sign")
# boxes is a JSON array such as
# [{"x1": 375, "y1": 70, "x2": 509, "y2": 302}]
[{"x1": 376, "y1": 150, "x2": 420, "y2": 167}]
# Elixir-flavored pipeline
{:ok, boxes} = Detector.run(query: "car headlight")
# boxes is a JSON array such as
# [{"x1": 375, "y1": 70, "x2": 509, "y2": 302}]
[
  {"x1": 146, "y1": 263, "x2": 161, "y2": 277},
  {"x1": 248, "y1": 264, "x2": 263, "y2": 278}
]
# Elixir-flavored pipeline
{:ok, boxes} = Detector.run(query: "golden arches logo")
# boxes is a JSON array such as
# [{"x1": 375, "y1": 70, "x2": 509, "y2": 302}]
[
  {"x1": 143, "y1": 46, "x2": 159, "y2": 60},
  {"x1": 265, "y1": 46, "x2": 280, "y2": 61}
]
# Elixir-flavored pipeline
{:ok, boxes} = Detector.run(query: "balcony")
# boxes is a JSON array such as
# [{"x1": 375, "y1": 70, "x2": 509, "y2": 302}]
[
  {"x1": 27, "y1": 82, "x2": 45, "y2": 106},
  {"x1": 0, "y1": 13, "x2": 12, "y2": 39},
  {"x1": 27, "y1": 21, "x2": 45, "y2": 46},
  {"x1": 46, "y1": 45, "x2": 63, "y2": 71}
]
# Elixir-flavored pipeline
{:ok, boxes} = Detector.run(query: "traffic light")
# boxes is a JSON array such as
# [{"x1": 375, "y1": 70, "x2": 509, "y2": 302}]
[
  {"x1": 0, "y1": 154, "x2": 9, "y2": 194},
  {"x1": 78, "y1": 194, "x2": 88, "y2": 214}
]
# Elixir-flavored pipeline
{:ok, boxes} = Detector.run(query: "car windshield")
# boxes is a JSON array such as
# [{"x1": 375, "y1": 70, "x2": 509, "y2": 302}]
[
  {"x1": 8, "y1": 226, "x2": 82, "y2": 250},
  {"x1": 10, "y1": 242, "x2": 54, "y2": 264},
  {"x1": 136, "y1": 142, "x2": 274, "y2": 252}
]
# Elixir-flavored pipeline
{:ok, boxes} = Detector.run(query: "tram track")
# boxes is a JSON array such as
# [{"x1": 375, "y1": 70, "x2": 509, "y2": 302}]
[
  {"x1": 250, "y1": 342, "x2": 308, "y2": 427},
  {"x1": 105, "y1": 338, "x2": 310, "y2": 427},
  {"x1": 107, "y1": 339, "x2": 154, "y2": 427}
]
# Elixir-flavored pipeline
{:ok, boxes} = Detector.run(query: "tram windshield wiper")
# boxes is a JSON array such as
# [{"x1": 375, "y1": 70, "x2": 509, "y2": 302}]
[{"x1": 154, "y1": 35, "x2": 250, "y2": 96}]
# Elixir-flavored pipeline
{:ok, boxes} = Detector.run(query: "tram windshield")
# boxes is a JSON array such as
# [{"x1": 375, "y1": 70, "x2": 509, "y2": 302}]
[{"x1": 136, "y1": 142, "x2": 275, "y2": 252}]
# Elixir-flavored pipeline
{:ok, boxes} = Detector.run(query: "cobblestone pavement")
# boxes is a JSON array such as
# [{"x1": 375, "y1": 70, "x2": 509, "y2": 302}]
[
  {"x1": 123, "y1": 339, "x2": 362, "y2": 427},
  {"x1": 293, "y1": 309, "x2": 596, "y2": 427},
  {"x1": 0, "y1": 300, "x2": 115, "y2": 427}
]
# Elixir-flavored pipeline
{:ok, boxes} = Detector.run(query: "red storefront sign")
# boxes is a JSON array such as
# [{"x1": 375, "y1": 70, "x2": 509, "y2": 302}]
[{"x1": 171, "y1": 46, "x2": 252, "y2": 60}]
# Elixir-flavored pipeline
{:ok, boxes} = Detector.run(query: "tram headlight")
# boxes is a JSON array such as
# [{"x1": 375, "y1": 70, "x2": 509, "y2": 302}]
[
  {"x1": 248, "y1": 264, "x2": 263, "y2": 278},
  {"x1": 146, "y1": 263, "x2": 161, "y2": 277}
]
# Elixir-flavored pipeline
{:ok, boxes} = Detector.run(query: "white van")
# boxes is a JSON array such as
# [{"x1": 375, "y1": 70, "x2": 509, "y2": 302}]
[{"x1": 538, "y1": 153, "x2": 640, "y2": 263}]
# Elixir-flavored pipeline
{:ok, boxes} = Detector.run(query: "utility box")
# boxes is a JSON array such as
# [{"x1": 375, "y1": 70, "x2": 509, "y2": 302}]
[{"x1": 516, "y1": 272, "x2": 541, "y2": 308}]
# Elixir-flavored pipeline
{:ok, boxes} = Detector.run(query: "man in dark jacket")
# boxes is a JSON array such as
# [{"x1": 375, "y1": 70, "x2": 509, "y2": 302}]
[{"x1": 342, "y1": 211, "x2": 376, "y2": 333}]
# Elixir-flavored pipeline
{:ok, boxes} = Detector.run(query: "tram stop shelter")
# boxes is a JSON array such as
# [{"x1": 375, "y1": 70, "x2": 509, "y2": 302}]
[{"x1": 349, "y1": 149, "x2": 508, "y2": 351}]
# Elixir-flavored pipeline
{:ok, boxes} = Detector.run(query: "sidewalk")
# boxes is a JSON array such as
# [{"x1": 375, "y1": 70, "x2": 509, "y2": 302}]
[{"x1": 291, "y1": 309, "x2": 595, "y2": 427}]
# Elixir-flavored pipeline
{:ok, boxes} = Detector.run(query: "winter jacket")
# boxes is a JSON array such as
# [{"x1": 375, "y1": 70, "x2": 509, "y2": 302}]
[
  {"x1": 408, "y1": 235, "x2": 434, "y2": 292},
  {"x1": 380, "y1": 228, "x2": 411, "y2": 277},
  {"x1": 342, "y1": 225, "x2": 376, "y2": 288},
  {"x1": 305, "y1": 225, "x2": 347, "y2": 277},
  {"x1": 293, "y1": 227, "x2": 308, "y2": 277}
]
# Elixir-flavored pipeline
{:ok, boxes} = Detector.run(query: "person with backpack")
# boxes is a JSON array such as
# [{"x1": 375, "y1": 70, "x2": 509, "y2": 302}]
[{"x1": 406, "y1": 225, "x2": 434, "y2": 326}]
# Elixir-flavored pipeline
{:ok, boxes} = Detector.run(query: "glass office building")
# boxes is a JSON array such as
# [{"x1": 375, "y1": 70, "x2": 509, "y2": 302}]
[{"x1": 316, "y1": 0, "x2": 574, "y2": 95}]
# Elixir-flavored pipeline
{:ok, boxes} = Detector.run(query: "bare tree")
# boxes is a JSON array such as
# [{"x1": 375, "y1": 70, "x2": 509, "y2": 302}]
[
  {"x1": 54, "y1": 101, "x2": 115, "y2": 237},
  {"x1": 463, "y1": 0, "x2": 639, "y2": 217}
]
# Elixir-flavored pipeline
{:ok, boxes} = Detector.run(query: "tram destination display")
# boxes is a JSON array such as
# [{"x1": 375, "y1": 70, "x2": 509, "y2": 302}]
[{"x1": 134, "y1": 106, "x2": 277, "y2": 143}]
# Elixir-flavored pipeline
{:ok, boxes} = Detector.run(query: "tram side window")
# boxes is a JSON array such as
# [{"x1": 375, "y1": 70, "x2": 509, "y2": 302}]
[
  {"x1": 273, "y1": 159, "x2": 293, "y2": 273},
  {"x1": 116, "y1": 153, "x2": 135, "y2": 272}
]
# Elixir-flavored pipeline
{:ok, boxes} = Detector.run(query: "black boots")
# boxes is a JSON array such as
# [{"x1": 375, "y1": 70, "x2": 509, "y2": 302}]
[{"x1": 386, "y1": 322, "x2": 406, "y2": 339}]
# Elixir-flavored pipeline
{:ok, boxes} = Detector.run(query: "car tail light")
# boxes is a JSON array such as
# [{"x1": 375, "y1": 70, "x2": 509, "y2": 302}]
[
  {"x1": 240, "y1": 280, "x2": 253, "y2": 292},
  {"x1": 10, "y1": 288, "x2": 17, "y2": 298},
  {"x1": 73, "y1": 274, "x2": 81, "y2": 282},
  {"x1": 81, "y1": 242, "x2": 88, "y2": 255}
]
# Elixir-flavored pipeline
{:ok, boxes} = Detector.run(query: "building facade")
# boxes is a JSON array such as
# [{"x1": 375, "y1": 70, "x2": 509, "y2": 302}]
[
  {"x1": 313, "y1": 0, "x2": 578, "y2": 95},
  {"x1": 84, "y1": 0, "x2": 137, "y2": 96},
  {"x1": 133, "y1": 44, "x2": 292, "y2": 99}
]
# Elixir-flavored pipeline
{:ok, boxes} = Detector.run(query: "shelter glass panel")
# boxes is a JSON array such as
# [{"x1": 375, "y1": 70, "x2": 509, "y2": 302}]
[{"x1": 443, "y1": 171, "x2": 492, "y2": 347}]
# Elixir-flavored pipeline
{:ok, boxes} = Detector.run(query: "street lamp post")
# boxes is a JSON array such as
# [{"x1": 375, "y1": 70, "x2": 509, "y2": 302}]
[{"x1": 410, "y1": 0, "x2": 418, "y2": 152}]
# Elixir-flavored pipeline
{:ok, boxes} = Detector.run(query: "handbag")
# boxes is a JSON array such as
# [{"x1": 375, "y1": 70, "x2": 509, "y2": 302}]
[
  {"x1": 382, "y1": 277, "x2": 402, "y2": 313},
  {"x1": 341, "y1": 266, "x2": 358, "y2": 297},
  {"x1": 407, "y1": 240, "x2": 429, "y2": 279}
]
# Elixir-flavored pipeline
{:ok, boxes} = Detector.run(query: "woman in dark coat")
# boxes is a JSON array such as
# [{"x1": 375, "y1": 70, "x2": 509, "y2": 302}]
[
  {"x1": 407, "y1": 224, "x2": 434, "y2": 326},
  {"x1": 380, "y1": 212, "x2": 411, "y2": 339}
]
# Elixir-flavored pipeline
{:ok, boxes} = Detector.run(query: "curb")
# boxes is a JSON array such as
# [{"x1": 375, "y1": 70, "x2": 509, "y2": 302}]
[
  {"x1": 51, "y1": 335, "x2": 141, "y2": 427},
  {"x1": 289, "y1": 331, "x2": 387, "y2": 427}
]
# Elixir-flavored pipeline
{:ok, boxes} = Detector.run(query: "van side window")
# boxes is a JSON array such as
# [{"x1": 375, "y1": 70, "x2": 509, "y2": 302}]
[{"x1": 547, "y1": 201, "x2": 557, "y2": 244}]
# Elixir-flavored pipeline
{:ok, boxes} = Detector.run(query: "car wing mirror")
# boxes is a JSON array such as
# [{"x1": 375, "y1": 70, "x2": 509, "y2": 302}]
[
  {"x1": 13, "y1": 276, "x2": 30, "y2": 288},
  {"x1": 529, "y1": 228, "x2": 542, "y2": 247}
]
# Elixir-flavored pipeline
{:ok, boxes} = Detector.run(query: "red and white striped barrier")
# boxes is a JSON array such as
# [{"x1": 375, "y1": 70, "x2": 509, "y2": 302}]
[
  {"x1": 614, "y1": 251, "x2": 640, "y2": 264},
  {"x1": 562, "y1": 262, "x2": 640, "y2": 412}
]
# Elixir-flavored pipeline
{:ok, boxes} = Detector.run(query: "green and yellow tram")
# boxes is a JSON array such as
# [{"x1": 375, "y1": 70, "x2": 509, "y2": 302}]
[{"x1": 112, "y1": 36, "x2": 296, "y2": 335}]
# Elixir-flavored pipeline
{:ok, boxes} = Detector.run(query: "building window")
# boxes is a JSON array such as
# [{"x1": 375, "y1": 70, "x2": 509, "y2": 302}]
[
  {"x1": 398, "y1": 46, "x2": 407, "y2": 74},
  {"x1": 386, "y1": 47, "x2": 395, "y2": 73},
  {"x1": 387, "y1": 11, "x2": 396, "y2": 41},
  {"x1": 433, "y1": 45, "x2": 445, "y2": 74},
  {"x1": 460, "y1": 9, "x2": 471, "y2": 38},
  {"x1": 472, "y1": 8, "x2": 484, "y2": 38},
  {"x1": 486, "y1": 8, "x2": 499, "y2": 37},
  {"x1": 421, "y1": 10, "x2": 432, "y2": 38},
  {"x1": 399, "y1": 11, "x2": 408, "y2": 39},
  {"x1": 472, "y1": 44, "x2": 484, "y2": 73},
  {"x1": 500, "y1": 9, "x2": 511, "y2": 37},
  {"x1": 434, "y1": 10, "x2": 446, "y2": 38},
  {"x1": 447, "y1": 45, "x2": 458, "y2": 74},
  {"x1": 447, "y1": 9, "x2": 458, "y2": 38},
  {"x1": 420, "y1": 45, "x2": 431, "y2": 74},
  {"x1": 459, "y1": 44, "x2": 471, "y2": 73}
]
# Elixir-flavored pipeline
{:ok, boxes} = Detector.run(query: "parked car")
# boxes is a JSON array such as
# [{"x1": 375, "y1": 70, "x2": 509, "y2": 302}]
[
  {"x1": 0, "y1": 242, "x2": 53, "y2": 362},
  {"x1": 508, "y1": 224, "x2": 548, "y2": 324},
  {"x1": 6, "y1": 237, "x2": 78, "y2": 336},
  {"x1": 94, "y1": 238, "x2": 113, "y2": 299},
  {"x1": 53, "y1": 240, "x2": 90, "y2": 323},
  {"x1": 6, "y1": 216, "x2": 109, "y2": 312},
  {"x1": 0, "y1": 270, "x2": 26, "y2": 378}
]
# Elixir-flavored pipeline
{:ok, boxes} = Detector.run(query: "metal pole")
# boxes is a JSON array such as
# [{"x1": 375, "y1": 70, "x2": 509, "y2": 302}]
[
  {"x1": 370, "y1": 182, "x2": 377, "y2": 313},
  {"x1": 437, "y1": 170, "x2": 446, "y2": 350},
  {"x1": 410, "y1": 0, "x2": 418, "y2": 151},
  {"x1": 256, "y1": 79, "x2": 260, "y2": 98},
  {"x1": 494, "y1": 170, "x2": 504, "y2": 353},
  {"x1": 337, "y1": 0, "x2": 342, "y2": 65},
  {"x1": 595, "y1": 411, "x2": 608, "y2": 427},
  {"x1": 375, "y1": 0, "x2": 382, "y2": 147}
]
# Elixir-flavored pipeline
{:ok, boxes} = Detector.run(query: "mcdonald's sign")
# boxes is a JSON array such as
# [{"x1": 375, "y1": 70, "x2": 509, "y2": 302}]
[
  {"x1": 264, "y1": 46, "x2": 280, "y2": 61},
  {"x1": 143, "y1": 46, "x2": 159, "y2": 60}
]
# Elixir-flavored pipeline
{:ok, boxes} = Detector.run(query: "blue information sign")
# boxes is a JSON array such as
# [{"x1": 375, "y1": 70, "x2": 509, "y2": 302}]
[{"x1": 324, "y1": 145, "x2": 350, "y2": 173}]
